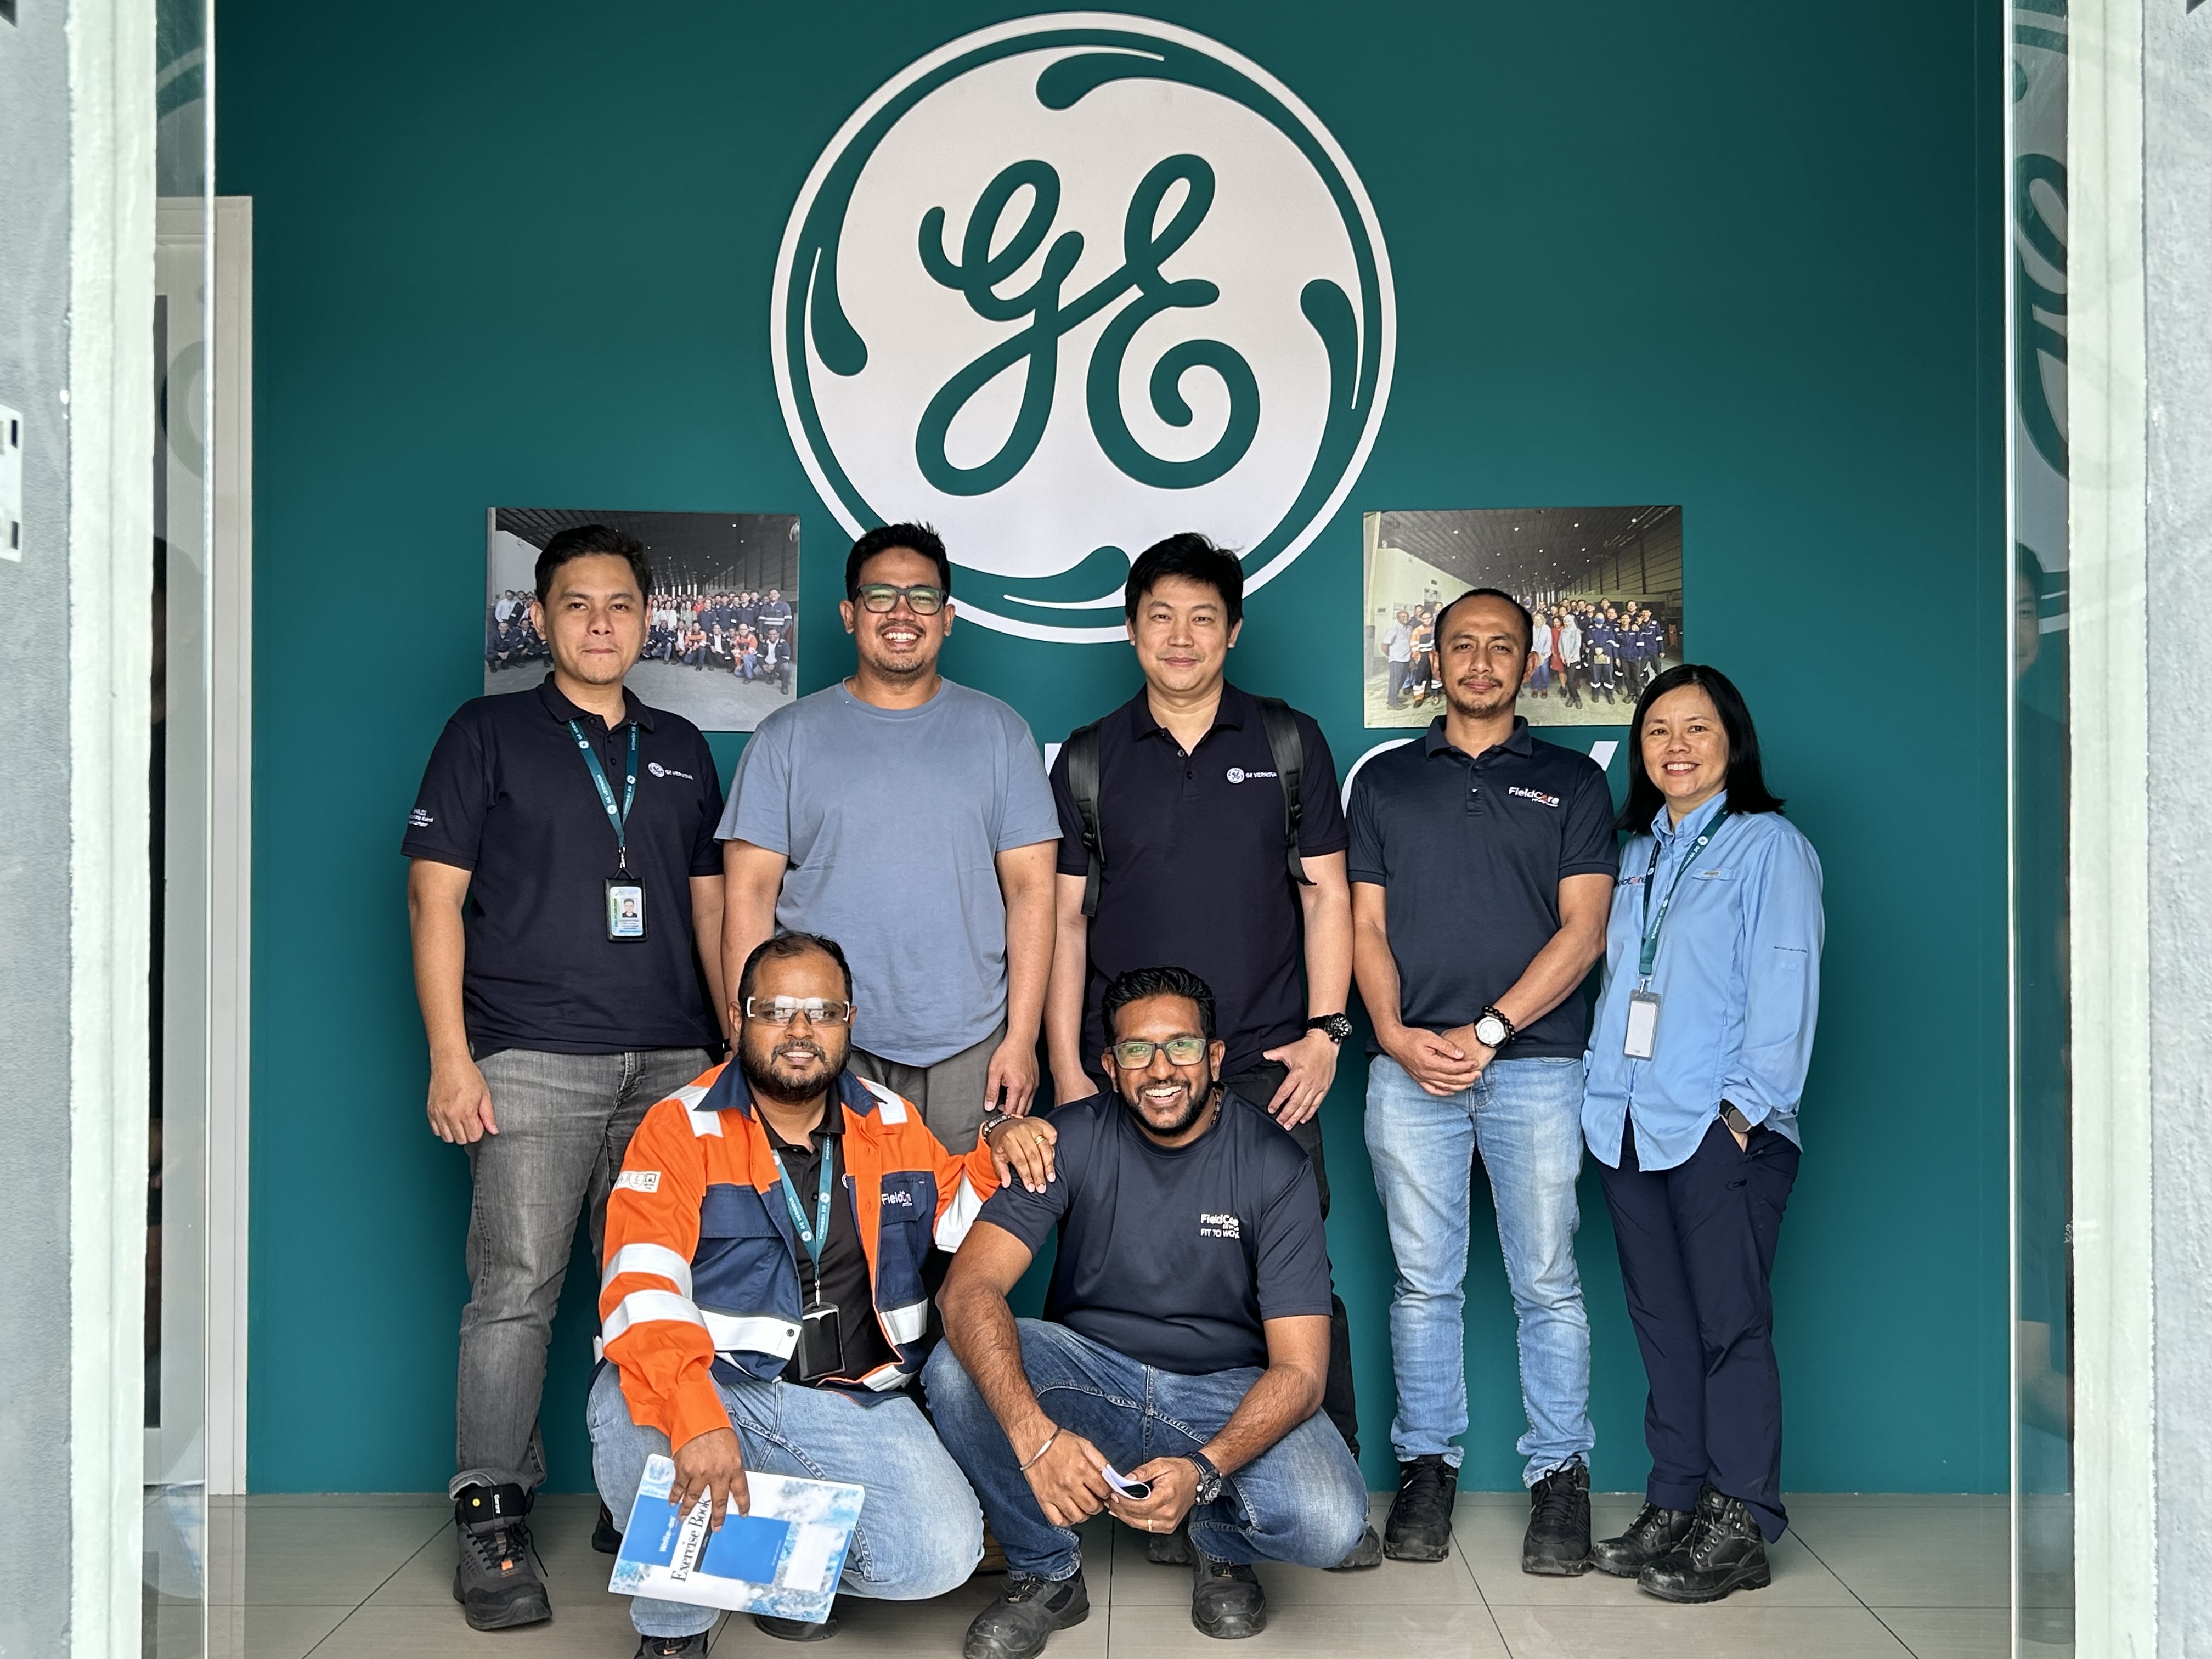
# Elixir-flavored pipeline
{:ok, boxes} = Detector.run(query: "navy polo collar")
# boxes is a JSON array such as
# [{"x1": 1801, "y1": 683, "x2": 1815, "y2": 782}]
[
  {"x1": 535, "y1": 672, "x2": 657, "y2": 732},
  {"x1": 1421, "y1": 714, "x2": 1535, "y2": 761},
  {"x1": 1128, "y1": 680, "x2": 1251, "y2": 742}
]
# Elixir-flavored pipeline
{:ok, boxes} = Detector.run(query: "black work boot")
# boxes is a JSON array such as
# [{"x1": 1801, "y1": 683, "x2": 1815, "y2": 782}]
[
  {"x1": 1384, "y1": 1454, "x2": 1457, "y2": 1562},
  {"x1": 450, "y1": 1482, "x2": 550, "y2": 1630},
  {"x1": 594, "y1": 1500, "x2": 624, "y2": 1555},
  {"x1": 634, "y1": 1637, "x2": 709, "y2": 1657},
  {"x1": 963, "y1": 1570, "x2": 1090, "y2": 1659},
  {"x1": 1327, "y1": 1523, "x2": 1385, "y2": 1571},
  {"x1": 1638, "y1": 1485, "x2": 1772, "y2": 1602},
  {"x1": 1189, "y1": 1548, "x2": 1267, "y2": 1639},
  {"x1": 1523, "y1": 1458, "x2": 1593, "y2": 1575},
  {"x1": 756, "y1": 1596, "x2": 842, "y2": 1641},
  {"x1": 1589, "y1": 1502, "x2": 1695, "y2": 1578},
  {"x1": 1147, "y1": 1517, "x2": 1193, "y2": 1566}
]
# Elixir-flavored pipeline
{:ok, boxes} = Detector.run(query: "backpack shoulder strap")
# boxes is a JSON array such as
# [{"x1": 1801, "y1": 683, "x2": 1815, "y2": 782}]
[
  {"x1": 1254, "y1": 697, "x2": 1313, "y2": 889},
  {"x1": 1063, "y1": 721, "x2": 1107, "y2": 918}
]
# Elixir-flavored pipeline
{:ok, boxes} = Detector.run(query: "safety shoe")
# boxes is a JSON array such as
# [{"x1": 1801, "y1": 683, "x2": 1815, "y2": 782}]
[
  {"x1": 756, "y1": 1597, "x2": 841, "y2": 1641},
  {"x1": 1522, "y1": 1458, "x2": 1592, "y2": 1576},
  {"x1": 1327, "y1": 1523, "x2": 1385, "y2": 1571},
  {"x1": 1384, "y1": 1455, "x2": 1457, "y2": 1562},
  {"x1": 1590, "y1": 1502, "x2": 1695, "y2": 1578},
  {"x1": 963, "y1": 1569, "x2": 1090, "y2": 1659},
  {"x1": 1189, "y1": 1548, "x2": 1267, "y2": 1639},
  {"x1": 1147, "y1": 1517, "x2": 1193, "y2": 1566},
  {"x1": 594, "y1": 1500, "x2": 624, "y2": 1555},
  {"x1": 451, "y1": 1482, "x2": 550, "y2": 1630},
  {"x1": 634, "y1": 1637, "x2": 708, "y2": 1657},
  {"x1": 1638, "y1": 1485, "x2": 1771, "y2": 1602}
]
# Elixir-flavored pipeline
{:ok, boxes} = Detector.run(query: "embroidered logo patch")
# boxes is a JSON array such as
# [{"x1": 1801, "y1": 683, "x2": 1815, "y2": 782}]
[
  {"x1": 881, "y1": 1188, "x2": 916, "y2": 1208},
  {"x1": 1507, "y1": 786, "x2": 1561, "y2": 808},
  {"x1": 408, "y1": 807, "x2": 434, "y2": 827},
  {"x1": 615, "y1": 1170, "x2": 661, "y2": 1194},
  {"x1": 1199, "y1": 1210, "x2": 1242, "y2": 1239}
]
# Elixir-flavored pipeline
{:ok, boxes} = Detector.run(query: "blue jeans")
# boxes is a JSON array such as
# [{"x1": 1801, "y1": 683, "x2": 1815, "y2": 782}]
[
  {"x1": 1364, "y1": 1053, "x2": 1594, "y2": 1485},
  {"x1": 588, "y1": 1364, "x2": 983, "y2": 1639},
  {"x1": 923, "y1": 1321, "x2": 1368, "y2": 1581}
]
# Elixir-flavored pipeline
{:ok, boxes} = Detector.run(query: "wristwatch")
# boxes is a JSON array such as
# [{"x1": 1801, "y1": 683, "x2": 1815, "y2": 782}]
[
  {"x1": 1719, "y1": 1101, "x2": 1756, "y2": 1136},
  {"x1": 1185, "y1": 1449, "x2": 1224, "y2": 1505},
  {"x1": 979, "y1": 1109, "x2": 1015, "y2": 1143},
  {"x1": 1474, "y1": 1005, "x2": 1517, "y2": 1050},
  {"x1": 1305, "y1": 1013, "x2": 1353, "y2": 1045}
]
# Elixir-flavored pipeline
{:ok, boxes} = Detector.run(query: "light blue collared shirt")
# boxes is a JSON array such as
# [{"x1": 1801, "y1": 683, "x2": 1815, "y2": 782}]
[{"x1": 1582, "y1": 792, "x2": 1825, "y2": 1172}]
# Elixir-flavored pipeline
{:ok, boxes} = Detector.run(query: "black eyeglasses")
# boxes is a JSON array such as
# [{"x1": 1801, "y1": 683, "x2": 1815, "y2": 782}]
[
  {"x1": 854, "y1": 583, "x2": 946, "y2": 616},
  {"x1": 1111, "y1": 1036, "x2": 1208, "y2": 1069}
]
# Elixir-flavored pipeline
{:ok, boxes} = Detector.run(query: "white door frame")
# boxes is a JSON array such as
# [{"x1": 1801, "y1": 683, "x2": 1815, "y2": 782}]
[{"x1": 206, "y1": 194, "x2": 254, "y2": 1497}]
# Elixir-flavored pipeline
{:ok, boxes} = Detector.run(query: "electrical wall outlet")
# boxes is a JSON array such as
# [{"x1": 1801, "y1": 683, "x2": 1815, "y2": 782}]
[{"x1": 0, "y1": 405, "x2": 21, "y2": 562}]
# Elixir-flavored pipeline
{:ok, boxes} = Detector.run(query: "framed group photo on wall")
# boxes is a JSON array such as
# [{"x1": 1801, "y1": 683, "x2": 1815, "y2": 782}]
[
  {"x1": 486, "y1": 507, "x2": 801, "y2": 732},
  {"x1": 1361, "y1": 505, "x2": 1684, "y2": 729}
]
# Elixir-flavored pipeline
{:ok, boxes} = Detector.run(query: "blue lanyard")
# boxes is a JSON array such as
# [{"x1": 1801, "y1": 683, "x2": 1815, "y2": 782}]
[
  {"x1": 567, "y1": 720, "x2": 639, "y2": 874},
  {"x1": 1638, "y1": 808, "x2": 1729, "y2": 981},
  {"x1": 769, "y1": 1141, "x2": 836, "y2": 1276}
]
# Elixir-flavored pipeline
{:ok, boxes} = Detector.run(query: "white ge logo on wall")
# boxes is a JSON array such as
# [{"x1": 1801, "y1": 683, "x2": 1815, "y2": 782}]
[{"x1": 772, "y1": 12, "x2": 1395, "y2": 643}]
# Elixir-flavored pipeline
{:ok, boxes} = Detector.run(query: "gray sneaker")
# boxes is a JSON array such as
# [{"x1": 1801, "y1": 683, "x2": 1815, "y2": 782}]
[{"x1": 451, "y1": 1482, "x2": 550, "y2": 1630}]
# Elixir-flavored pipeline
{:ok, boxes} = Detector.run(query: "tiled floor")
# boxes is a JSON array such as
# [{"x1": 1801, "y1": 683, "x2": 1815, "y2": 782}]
[{"x1": 185, "y1": 1491, "x2": 2019, "y2": 1659}]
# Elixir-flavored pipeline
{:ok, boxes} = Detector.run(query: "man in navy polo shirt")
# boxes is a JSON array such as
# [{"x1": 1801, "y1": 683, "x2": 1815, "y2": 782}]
[
  {"x1": 1348, "y1": 588, "x2": 1619, "y2": 1577},
  {"x1": 403, "y1": 524, "x2": 728, "y2": 1633},
  {"x1": 1042, "y1": 534, "x2": 1370, "y2": 1565}
]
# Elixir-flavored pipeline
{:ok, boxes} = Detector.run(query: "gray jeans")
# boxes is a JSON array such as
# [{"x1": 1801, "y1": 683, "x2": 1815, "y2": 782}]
[
  {"x1": 848, "y1": 1019, "x2": 1007, "y2": 1153},
  {"x1": 453, "y1": 1045, "x2": 715, "y2": 1496}
]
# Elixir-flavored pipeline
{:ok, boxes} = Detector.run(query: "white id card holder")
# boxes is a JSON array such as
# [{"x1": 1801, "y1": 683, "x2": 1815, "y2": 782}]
[
  {"x1": 1624, "y1": 989, "x2": 1661, "y2": 1059},
  {"x1": 606, "y1": 879, "x2": 647, "y2": 941}
]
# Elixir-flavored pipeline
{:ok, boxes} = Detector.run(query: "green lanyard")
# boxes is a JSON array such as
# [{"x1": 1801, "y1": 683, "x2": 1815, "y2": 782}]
[
  {"x1": 567, "y1": 720, "x2": 639, "y2": 875},
  {"x1": 770, "y1": 1142, "x2": 836, "y2": 1279},
  {"x1": 1638, "y1": 808, "x2": 1729, "y2": 982}
]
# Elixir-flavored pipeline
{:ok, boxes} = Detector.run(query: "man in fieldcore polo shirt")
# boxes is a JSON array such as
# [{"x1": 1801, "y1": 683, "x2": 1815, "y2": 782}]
[
  {"x1": 404, "y1": 524, "x2": 727, "y2": 1633},
  {"x1": 1348, "y1": 588, "x2": 1618, "y2": 1577}
]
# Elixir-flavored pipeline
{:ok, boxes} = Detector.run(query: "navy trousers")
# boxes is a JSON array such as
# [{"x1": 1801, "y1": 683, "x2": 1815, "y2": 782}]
[{"x1": 1599, "y1": 1116, "x2": 1799, "y2": 1541}]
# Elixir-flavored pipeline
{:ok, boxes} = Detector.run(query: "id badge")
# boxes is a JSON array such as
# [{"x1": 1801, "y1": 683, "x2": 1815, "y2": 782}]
[
  {"x1": 797, "y1": 1302, "x2": 843, "y2": 1383},
  {"x1": 606, "y1": 880, "x2": 647, "y2": 941},
  {"x1": 1623, "y1": 989, "x2": 1661, "y2": 1059}
]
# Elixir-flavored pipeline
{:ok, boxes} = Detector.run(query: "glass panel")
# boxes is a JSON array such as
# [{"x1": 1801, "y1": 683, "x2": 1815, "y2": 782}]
[
  {"x1": 2010, "y1": 1, "x2": 2072, "y2": 1651},
  {"x1": 146, "y1": 0, "x2": 211, "y2": 1647}
]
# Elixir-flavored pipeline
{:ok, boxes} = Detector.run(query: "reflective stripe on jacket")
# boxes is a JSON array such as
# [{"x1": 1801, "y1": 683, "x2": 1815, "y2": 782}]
[{"x1": 598, "y1": 1063, "x2": 1001, "y2": 1451}]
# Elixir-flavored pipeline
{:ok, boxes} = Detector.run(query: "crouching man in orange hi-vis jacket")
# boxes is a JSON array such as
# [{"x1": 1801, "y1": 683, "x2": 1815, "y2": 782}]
[{"x1": 590, "y1": 931, "x2": 1060, "y2": 1657}]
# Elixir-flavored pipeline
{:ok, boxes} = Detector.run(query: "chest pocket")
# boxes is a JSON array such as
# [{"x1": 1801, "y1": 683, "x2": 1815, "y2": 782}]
[
  {"x1": 692, "y1": 1182, "x2": 797, "y2": 1322},
  {"x1": 870, "y1": 1170, "x2": 938, "y2": 1311}
]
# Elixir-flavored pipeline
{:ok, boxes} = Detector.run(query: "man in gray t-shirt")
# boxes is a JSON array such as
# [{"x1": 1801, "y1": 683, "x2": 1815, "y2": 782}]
[{"x1": 719, "y1": 524, "x2": 1061, "y2": 1148}]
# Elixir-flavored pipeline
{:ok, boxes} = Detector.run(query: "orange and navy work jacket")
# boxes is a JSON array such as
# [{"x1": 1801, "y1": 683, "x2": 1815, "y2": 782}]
[{"x1": 599, "y1": 1060, "x2": 1001, "y2": 1452}]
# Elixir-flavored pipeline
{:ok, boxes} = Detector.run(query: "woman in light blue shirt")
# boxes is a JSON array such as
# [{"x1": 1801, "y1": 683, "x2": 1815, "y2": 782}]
[{"x1": 1581, "y1": 664, "x2": 1823, "y2": 1603}]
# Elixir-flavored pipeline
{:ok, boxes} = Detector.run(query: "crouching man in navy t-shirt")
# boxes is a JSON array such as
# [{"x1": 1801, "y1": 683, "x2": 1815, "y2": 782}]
[{"x1": 926, "y1": 966, "x2": 1370, "y2": 1656}]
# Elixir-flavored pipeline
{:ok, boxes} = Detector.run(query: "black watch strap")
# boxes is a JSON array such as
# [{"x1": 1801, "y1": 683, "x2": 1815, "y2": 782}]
[
  {"x1": 1186, "y1": 1449, "x2": 1223, "y2": 1501},
  {"x1": 1305, "y1": 1013, "x2": 1353, "y2": 1045}
]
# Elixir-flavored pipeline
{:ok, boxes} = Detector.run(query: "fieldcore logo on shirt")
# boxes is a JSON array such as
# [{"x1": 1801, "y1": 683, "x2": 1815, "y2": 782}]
[
  {"x1": 881, "y1": 1188, "x2": 915, "y2": 1208},
  {"x1": 1507, "y1": 786, "x2": 1561, "y2": 808},
  {"x1": 1199, "y1": 1211, "x2": 1242, "y2": 1239}
]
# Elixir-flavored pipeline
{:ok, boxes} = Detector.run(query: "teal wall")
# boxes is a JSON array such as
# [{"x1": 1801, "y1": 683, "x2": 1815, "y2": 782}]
[{"x1": 221, "y1": 0, "x2": 2008, "y2": 1494}]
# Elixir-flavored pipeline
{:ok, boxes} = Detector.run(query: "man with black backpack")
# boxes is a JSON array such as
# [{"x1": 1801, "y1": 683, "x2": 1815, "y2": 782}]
[{"x1": 1044, "y1": 532, "x2": 1380, "y2": 1571}]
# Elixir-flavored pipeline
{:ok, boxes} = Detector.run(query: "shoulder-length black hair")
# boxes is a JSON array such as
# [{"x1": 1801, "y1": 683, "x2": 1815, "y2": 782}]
[{"x1": 1617, "y1": 663, "x2": 1786, "y2": 831}]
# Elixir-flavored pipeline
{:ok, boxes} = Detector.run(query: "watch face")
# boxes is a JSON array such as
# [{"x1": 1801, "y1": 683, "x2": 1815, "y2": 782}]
[{"x1": 1476, "y1": 1017, "x2": 1507, "y2": 1047}]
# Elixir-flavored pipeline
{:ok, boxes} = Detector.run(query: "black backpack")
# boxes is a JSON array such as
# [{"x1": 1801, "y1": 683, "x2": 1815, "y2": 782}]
[{"x1": 1063, "y1": 697, "x2": 1314, "y2": 918}]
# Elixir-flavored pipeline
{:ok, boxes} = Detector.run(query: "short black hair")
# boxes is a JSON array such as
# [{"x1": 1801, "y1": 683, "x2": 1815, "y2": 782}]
[
  {"x1": 1617, "y1": 663, "x2": 1786, "y2": 830},
  {"x1": 1101, "y1": 964, "x2": 1217, "y2": 1041},
  {"x1": 1433, "y1": 586, "x2": 1533, "y2": 657},
  {"x1": 534, "y1": 524, "x2": 653, "y2": 605},
  {"x1": 737, "y1": 932, "x2": 855, "y2": 1007},
  {"x1": 1125, "y1": 532, "x2": 1243, "y2": 629},
  {"x1": 847, "y1": 523, "x2": 952, "y2": 600}
]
